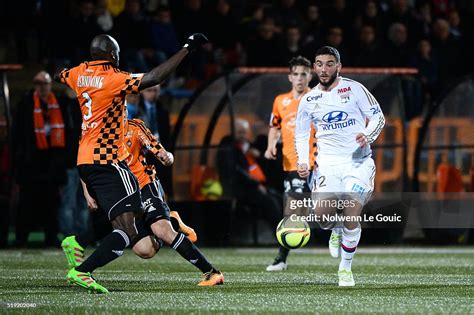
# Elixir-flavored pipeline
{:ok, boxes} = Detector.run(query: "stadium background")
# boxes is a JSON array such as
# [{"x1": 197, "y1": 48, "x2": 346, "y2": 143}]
[{"x1": 0, "y1": 0, "x2": 473, "y2": 247}]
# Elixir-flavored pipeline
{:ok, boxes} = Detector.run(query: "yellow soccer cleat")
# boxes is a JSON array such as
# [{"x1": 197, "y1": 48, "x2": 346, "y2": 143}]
[
  {"x1": 197, "y1": 270, "x2": 224, "y2": 287},
  {"x1": 170, "y1": 211, "x2": 198, "y2": 243}
]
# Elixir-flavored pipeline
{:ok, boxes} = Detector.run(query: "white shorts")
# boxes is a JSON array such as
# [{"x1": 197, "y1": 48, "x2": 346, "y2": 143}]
[{"x1": 312, "y1": 158, "x2": 376, "y2": 205}]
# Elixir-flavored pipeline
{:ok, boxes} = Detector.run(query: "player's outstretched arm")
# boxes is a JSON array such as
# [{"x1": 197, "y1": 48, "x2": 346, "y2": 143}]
[{"x1": 139, "y1": 33, "x2": 208, "y2": 91}]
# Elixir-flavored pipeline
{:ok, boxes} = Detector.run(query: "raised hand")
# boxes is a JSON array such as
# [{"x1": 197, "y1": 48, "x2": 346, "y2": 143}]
[{"x1": 183, "y1": 33, "x2": 209, "y2": 52}]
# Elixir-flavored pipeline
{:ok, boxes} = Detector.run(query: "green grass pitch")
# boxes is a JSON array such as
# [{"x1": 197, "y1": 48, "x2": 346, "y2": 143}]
[{"x1": 1, "y1": 247, "x2": 473, "y2": 314}]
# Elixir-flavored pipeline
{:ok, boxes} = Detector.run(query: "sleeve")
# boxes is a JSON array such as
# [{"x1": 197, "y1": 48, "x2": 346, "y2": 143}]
[
  {"x1": 294, "y1": 98, "x2": 312, "y2": 166},
  {"x1": 58, "y1": 67, "x2": 78, "y2": 91},
  {"x1": 269, "y1": 97, "x2": 282, "y2": 129},
  {"x1": 355, "y1": 83, "x2": 385, "y2": 144},
  {"x1": 134, "y1": 119, "x2": 165, "y2": 155},
  {"x1": 115, "y1": 72, "x2": 144, "y2": 95}
]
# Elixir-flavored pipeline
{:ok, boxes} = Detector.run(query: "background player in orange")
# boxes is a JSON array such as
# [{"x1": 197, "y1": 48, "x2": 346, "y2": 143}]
[
  {"x1": 54, "y1": 33, "x2": 213, "y2": 293},
  {"x1": 264, "y1": 56, "x2": 316, "y2": 271}
]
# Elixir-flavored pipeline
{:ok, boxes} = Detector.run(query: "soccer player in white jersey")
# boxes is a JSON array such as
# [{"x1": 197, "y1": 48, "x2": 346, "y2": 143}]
[{"x1": 294, "y1": 46, "x2": 385, "y2": 286}]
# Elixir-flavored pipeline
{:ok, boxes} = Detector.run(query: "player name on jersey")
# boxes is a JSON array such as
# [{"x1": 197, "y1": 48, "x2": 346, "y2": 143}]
[{"x1": 77, "y1": 75, "x2": 105, "y2": 88}]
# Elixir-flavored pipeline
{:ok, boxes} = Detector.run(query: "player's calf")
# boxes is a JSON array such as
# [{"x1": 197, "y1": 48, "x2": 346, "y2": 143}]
[{"x1": 150, "y1": 219, "x2": 178, "y2": 244}]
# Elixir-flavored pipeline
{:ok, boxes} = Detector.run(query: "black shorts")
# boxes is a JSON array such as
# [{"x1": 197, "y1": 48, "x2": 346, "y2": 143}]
[
  {"x1": 88, "y1": 208, "x2": 152, "y2": 244},
  {"x1": 78, "y1": 161, "x2": 143, "y2": 221},
  {"x1": 141, "y1": 179, "x2": 170, "y2": 224},
  {"x1": 284, "y1": 171, "x2": 311, "y2": 194}
]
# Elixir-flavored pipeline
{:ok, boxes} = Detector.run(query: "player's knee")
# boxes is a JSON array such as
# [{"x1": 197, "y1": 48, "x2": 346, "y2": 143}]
[{"x1": 133, "y1": 242, "x2": 156, "y2": 259}]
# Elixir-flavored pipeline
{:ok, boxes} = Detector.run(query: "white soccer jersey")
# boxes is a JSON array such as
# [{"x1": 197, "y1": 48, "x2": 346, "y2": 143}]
[{"x1": 295, "y1": 77, "x2": 385, "y2": 166}]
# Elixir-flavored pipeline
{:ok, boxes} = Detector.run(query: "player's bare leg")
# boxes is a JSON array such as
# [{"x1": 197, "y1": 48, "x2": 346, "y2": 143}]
[{"x1": 132, "y1": 235, "x2": 162, "y2": 259}]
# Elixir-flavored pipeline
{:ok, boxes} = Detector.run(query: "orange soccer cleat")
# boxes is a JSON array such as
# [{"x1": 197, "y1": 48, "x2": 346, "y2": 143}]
[
  {"x1": 170, "y1": 211, "x2": 198, "y2": 243},
  {"x1": 197, "y1": 270, "x2": 224, "y2": 287}
]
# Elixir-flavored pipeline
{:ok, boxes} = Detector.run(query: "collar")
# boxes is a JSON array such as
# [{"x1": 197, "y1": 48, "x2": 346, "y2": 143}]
[{"x1": 85, "y1": 60, "x2": 114, "y2": 66}]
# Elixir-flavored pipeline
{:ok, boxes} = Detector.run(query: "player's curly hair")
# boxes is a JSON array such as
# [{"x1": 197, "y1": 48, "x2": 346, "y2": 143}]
[
  {"x1": 289, "y1": 56, "x2": 312, "y2": 71},
  {"x1": 315, "y1": 46, "x2": 341, "y2": 63}
]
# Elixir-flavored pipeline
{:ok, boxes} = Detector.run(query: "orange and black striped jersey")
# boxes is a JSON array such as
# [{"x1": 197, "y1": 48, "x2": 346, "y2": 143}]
[
  {"x1": 270, "y1": 89, "x2": 317, "y2": 171},
  {"x1": 125, "y1": 118, "x2": 164, "y2": 189},
  {"x1": 58, "y1": 60, "x2": 143, "y2": 165}
]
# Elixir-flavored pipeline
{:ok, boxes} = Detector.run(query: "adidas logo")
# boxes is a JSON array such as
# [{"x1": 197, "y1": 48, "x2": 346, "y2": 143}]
[{"x1": 190, "y1": 259, "x2": 198, "y2": 264}]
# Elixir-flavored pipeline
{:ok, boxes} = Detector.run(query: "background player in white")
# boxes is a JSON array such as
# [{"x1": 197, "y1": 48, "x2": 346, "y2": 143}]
[{"x1": 294, "y1": 46, "x2": 385, "y2": 286}]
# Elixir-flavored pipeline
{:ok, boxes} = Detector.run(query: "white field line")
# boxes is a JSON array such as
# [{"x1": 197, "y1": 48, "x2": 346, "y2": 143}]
[{"x1": 236, "y1": 247, "x2": 474, "y2": 254}]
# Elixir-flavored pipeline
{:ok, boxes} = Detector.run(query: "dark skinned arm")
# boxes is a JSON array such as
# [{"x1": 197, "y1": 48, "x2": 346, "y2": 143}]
[
  {"x1": 139, "y1": 33, "x2": 208, "y2": 91},
  {"x1": 139, "y1": 48, "x2": 189, "y2": 91}
]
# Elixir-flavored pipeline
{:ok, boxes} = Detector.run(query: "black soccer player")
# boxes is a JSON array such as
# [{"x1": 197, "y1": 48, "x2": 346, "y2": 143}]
[{"x1": 54, "y1": 33, "x2": 221, "y2": 293}]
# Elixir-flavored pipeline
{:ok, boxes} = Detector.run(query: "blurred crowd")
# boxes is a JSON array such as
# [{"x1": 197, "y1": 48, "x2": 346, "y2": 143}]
[{"x1": 2, "y1": 0, "x2": 474, "y2": 94}]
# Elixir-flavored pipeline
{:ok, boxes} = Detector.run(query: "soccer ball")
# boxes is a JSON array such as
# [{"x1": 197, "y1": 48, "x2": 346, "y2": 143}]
[
  {"x1": 276, "y1": 217, "x2": 310, "y2": 249},
  {"x1": 200, "y1": 179, "x2": 223, "y2": 200}
]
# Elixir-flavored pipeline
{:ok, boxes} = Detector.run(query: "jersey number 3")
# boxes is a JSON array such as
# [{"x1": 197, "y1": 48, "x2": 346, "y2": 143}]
[{"x1": 82, "y1": 92, "x2": 92, "y2": 120}]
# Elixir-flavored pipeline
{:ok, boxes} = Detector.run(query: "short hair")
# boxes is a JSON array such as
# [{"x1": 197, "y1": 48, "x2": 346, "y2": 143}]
[
  {"x1": 315, "y1": 46, "x2": 341, "y2": 63},
  {"x1": 288, "y1": 56, "x2": 311, "y2": 71}
]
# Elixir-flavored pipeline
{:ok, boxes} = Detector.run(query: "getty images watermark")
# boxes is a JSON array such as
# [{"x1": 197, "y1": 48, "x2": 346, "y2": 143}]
[
  {"x1": 288, "y1": 197, "x2": 402, "y2": 223},
  {"x1": 285, "y1": 192, "x2": 474, "y2": 229},
  {"x1": 288, "y1": 212, "x2": 402, "y2": 223}
]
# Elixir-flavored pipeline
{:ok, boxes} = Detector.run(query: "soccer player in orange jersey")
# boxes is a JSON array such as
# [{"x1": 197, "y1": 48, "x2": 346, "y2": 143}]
[
  {"x1": 63, "y1": 118, "x2": 221, "y2": 284},
  {"x1": 54, "y1": 33, "x2": 222, "y2": 293},
  {"x1": 264, "y1": 56, "x2": 317, "y2": 271}
]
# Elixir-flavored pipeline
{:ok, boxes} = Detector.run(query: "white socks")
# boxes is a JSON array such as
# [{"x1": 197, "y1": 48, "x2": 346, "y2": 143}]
[{"x1": 339, "y1": 226, "x2": 361, "y2": 271}]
